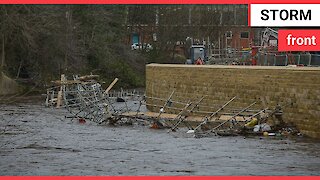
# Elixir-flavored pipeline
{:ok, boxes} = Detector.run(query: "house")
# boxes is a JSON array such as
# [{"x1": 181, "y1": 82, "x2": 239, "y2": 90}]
[{"x1": 125, "y1": 5, "x2": 261, "y2": 54}]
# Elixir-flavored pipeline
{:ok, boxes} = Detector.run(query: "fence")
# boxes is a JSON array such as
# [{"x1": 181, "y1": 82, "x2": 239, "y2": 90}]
[
  {"x1": 107, "y1": 88, "x2": 145, "y2": 100},
  {"x1": 208, "y1": 49, "x2": 252, "y2": 65},
  {"x1": 257, "y1": 53, "x2": 320, "y2": 66},
  {"x1": 207, "y1": 50, "x2": 320, "y2": 66}
]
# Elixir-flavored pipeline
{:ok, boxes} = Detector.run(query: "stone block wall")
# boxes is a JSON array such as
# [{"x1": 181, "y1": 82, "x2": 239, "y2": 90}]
[{"x1": 146, "y1": 64, "x2": 320, "y2": 139}]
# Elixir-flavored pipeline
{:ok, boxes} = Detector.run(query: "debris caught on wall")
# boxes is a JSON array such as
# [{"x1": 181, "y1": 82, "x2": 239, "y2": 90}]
[{"x1": 46, "y1": 77, "x2": 301, "y2": 139}]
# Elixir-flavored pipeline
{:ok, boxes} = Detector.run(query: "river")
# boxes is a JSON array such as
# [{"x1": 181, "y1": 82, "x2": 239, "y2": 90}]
[{"x1": 1, "y1": 102, "x2": 320, "y2": 175}]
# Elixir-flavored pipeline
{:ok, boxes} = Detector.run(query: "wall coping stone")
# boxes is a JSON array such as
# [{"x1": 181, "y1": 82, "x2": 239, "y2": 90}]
[{"x1": 147, "y1": 64, "x2": 320, "y2": 71}]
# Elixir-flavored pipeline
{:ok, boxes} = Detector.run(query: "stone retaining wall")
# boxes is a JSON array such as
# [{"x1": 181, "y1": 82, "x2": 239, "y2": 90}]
[{"x1": 146, "y1": 64, "x2": 320, "y2": 139}]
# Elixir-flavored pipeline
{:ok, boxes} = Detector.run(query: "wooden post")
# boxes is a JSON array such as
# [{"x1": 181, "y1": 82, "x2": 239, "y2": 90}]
[
  {"x1": 56, "y1": 74, "x2": 65, "y2": 108},
  {"x1": 51, "y1": 91, "x2": 55, "y2": 106},
  {"x1": 45, "y1": 89, "x2": 49, "y2": 107},
  {"x1": 104, "y1": 78, "x2": 118, "y2": 95},
  {"x1": 56, "y1": 91, "x2": 62, "y2": 108}
]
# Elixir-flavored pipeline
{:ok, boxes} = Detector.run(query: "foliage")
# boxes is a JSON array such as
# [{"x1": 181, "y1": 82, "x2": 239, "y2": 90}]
[
  {"x1": 0, "y1": 5, "x2": 249, "y2": 90},
  {"x1": 0, "y1": 5, "x2": 147, "y2": 89}
]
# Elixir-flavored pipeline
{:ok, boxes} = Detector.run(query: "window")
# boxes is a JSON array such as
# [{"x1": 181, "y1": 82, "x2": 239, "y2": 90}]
[{"x1": 240, "y1": 32, "x2": 249, "y2": 39}]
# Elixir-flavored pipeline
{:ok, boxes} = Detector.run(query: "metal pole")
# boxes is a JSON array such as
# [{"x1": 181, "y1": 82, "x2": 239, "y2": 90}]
[
  {"x1": 218, "y1": 35, "x2": 221, "y2": 59},
  {"x1": 171, "y1": 96, "x2": 205, "y2": 131},
  {"x1": 245, "y1": 108, "x2": 269, "y2": 123},
  {"x1": 210, "y1": 102, "x2": 256, "y2": 132},
  {"x1": 156, "y1": 90, "x2": 175, "y2": 120},
  {"x1": 170, "y1": 100, "x2": 193, "y2": 131},
  {"x1": 308, "y1": 53, "x2": 312, "y2": 66},
  {"x1": 285, "y1": 54, "x2": 288, "y2": 65},
  {"x1": 265, "y1": 53, "x2": 268, "y2": 65},
  {"x1": 193, "y1": 96, "x2": 237, "y2": 132}
]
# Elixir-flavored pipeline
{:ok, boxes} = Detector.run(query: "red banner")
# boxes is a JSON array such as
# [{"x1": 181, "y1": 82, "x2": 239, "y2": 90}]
[{"x1": 278, "y1": 29, "x2": 320, "y2": 51}]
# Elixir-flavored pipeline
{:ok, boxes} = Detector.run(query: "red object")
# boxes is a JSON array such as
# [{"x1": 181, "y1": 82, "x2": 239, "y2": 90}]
[
  {"x1": 195, "y1": 58, "x2": 204, "y2": 65},
  {"x1": 251, "y1": 46, "x2": 258, "y2": 65},
  {"x1": 78, "y1": 118, "x2": 86, "y2": 124},
  {"x1": 150, "y1": 123, "x2": 159, "y2": 129},
  {"x1": 278, "y1": 30, "x2": 320, "y2": 51}
]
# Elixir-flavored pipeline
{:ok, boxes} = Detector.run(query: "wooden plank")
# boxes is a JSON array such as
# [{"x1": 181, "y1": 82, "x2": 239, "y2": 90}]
[
  {"x1": 56, "y1": 74, "x2": 66, "y2": 108},
  {"x1": 51, "y1": 80, "x2": 82, "y2": 85},
  {"x1": 104, "y1": 78, "x2": 119, "y2": 95},
  {"x1": 120, "y1": 111, "x2": 252, "y2": 123},
  {"x1": 78, "y1": 74, "x2": 99, "y2": 81},
  {"x1": 56, "y1": 91, "x2": 62, "y2": 108}
]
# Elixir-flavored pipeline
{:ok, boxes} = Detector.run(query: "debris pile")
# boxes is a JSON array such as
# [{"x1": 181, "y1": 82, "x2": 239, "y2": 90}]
[
  {"x1": 45, "y1": 78, "x2": 301, "y2": 139},
  {"x1": 138, "y1": 91, "x2": 300, "y2": 138},
  {"x1": 47, "y1": 74, "x2": 116, "y2": 124}
]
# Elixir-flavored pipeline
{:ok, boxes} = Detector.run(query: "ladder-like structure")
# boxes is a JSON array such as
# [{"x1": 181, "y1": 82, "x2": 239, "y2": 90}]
[{"x1": 46, "y1": 74, "x2": 113, "y2": 124}]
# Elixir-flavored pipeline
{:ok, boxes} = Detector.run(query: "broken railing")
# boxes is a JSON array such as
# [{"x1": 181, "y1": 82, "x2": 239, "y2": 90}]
[
  {"x1": 46, "y1": 80, "x2": 296, "y2": 138},
  {"x1": 141, "y1": 91, "x2": 292, "y2": 137},
  {"x1": 47, "y1": 75, "x2": 119, "y2": 124}
]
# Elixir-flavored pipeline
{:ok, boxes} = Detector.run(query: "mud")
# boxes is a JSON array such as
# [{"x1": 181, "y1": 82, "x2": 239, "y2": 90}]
[{"x1": 1, "y1": 102, "x2": 320, "y2": 175}]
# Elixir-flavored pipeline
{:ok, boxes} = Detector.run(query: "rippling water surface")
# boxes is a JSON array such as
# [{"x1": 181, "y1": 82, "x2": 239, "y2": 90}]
[{"x1": 1, "y1": 103, "x2": 320, "y2": 175}]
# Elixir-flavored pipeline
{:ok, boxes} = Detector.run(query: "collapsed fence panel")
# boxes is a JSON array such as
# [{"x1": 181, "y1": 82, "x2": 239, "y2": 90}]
[{"x1": 45, "y1": 76, "x2": 297, "y2": 138}]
